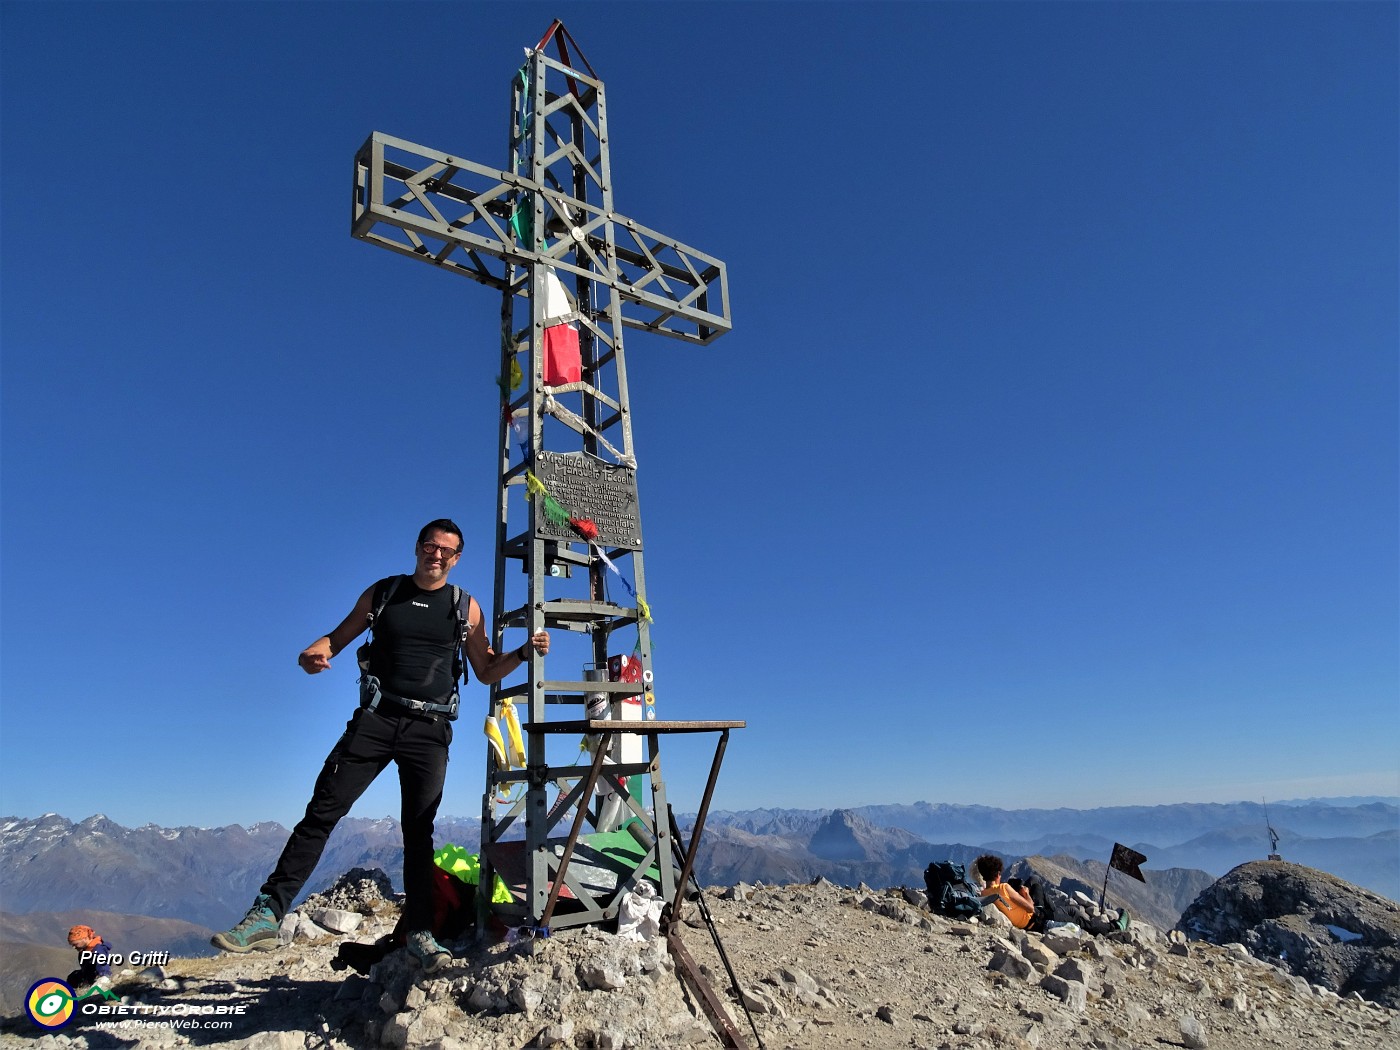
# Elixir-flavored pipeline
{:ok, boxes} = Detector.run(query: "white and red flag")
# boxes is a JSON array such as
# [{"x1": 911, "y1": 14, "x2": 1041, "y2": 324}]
[{"x1": 541, "y1": 268, "x2": 580, "y2": 386}]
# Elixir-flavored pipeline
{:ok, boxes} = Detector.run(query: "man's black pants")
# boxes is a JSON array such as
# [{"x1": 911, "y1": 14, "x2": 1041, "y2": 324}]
[{"x1": 260, "y1": 706, "x2": 451, "y2": 932}]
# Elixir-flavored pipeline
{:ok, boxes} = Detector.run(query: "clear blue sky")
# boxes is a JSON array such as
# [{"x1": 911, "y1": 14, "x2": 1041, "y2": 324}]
[{"x1": 2, "y1": 2, "x2": 1396, "y2": 829}]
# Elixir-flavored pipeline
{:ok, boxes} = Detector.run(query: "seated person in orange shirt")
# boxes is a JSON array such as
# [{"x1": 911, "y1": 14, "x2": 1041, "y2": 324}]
[{"x1": 973, "y1": 854, "x2": 1035, "y2": 930}]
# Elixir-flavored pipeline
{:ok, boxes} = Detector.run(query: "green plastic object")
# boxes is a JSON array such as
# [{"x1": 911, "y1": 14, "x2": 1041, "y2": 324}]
[{"x1": 434, "y1": 842, "x2": 512, "y2": 904}]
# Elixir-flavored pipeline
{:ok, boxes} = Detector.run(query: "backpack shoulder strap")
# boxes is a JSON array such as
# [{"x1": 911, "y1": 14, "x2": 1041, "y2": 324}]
[
  {"x1": 368, "y1": 575, "x2": 403, "y2": 630},
  {"x1": 451, "y1": 586, "x2": 474, "y2": 680},
  {"x1": 451, "y1": 586, "x2": 475, "y2": 630}
]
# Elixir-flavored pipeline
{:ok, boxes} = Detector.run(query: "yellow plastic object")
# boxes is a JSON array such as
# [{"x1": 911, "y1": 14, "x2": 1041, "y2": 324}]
[
  {"x1": 484, "y1": 715, "x2": 507, "y2": 768},
  {"x1": 500, "y1": 698, "x2": 526, "y2": 768}
]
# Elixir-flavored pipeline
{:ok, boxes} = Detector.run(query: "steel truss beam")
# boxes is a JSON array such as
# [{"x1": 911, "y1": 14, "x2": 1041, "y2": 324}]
[{"x1": 353, "y1": 132, "x2": 731, "y2": 346}]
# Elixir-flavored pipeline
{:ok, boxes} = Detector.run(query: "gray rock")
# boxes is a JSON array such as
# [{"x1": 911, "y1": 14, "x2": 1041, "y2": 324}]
[
  {"x1": 509, "y1": 979, "x2": 543, "y2": 1016},
  {"x1": 465, "y1": 981, "x2": 497, "y2": 1012},
  {"x1": 579, "y1": 960, "x2": 626, "y2": 991},
  {"x1": 637, "y1": 937, "x2": 669, "y2": 974},
  {"x1": 277, "y1": 912, "x2": 300, "y2": 945},
  {"x1": 1178, "y1": 1012, "x2": 1209, "y2": 1049},
  {"x1": 1019, "y1": 940, "x2": 1058, "y2": 974},
  {"x1": 294, "y1": 913, "x2": 323, "y2": 942},
  {"x1": 310, "y1": 907, "x2": 365, "y2": 934},
  {"x1": 1043, "y1": 927, "x2": 1088, "y2": 955},
  {"x1": 988, "y1": 948, "x2": 1036, "y2": 981},
  {"x1": 1054, "y1": 957, "x2": 1095, "y2": 989},
  {"x1": 797, "y1": 986, "x2": 828, "y2": 1009},
  {"x1": 1039, "y1": 974, "x2": 1088, "y2": 1012},
  {"x1": 1123, "y1": 1002, "x2": 1150, "y2": 1024},
  {"x1": 741, "y1": 986, "x2": 786, "y2": 1017},
  {"x1": 410, "y1": 1006, "x2": 451, "y2": 1045},
  {"x1": 778, "y1": 966, "x2": 820, "y2": 996},
  {"x1": 1016, "y1": 1021, "x2": 1044, "y2": 1047},
  {"x1": 532, "y1": 1019, "x2": 573, "y2": 1047}
]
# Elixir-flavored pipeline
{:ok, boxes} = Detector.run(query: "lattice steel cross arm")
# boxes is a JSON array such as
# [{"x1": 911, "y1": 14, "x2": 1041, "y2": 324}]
[{"x1": 351, "y1": 131, "x2": 731, "y2": 346}]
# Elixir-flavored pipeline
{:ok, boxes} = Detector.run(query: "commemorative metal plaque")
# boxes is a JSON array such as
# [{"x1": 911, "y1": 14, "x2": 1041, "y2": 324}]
[{"x1": 533, "y1": 450, "x2": 642, "y2": 550}]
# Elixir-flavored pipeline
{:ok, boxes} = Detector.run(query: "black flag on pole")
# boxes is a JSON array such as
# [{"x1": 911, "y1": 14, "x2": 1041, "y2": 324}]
[{"x1": 1109, "y1": 843, "x2": 1147, "y2": 882}]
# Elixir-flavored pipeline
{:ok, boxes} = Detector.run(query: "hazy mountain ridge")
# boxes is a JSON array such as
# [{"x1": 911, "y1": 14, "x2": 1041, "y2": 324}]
[
  {"x1": 704, "y1": 798, "x2": 1399, "y2": 901},
  {"x1": 0, "y1": 813, "x2": 482, "y2": 928},
  {"x1": 1274, "y1": 795, "x2": 1398, "y2": 806},
  {"x1": 805, "y1": 798, "x2": 1398, "y2": 845},
  {"x1": 689, "y1": 810, "x2": 990, "y2": 891}
]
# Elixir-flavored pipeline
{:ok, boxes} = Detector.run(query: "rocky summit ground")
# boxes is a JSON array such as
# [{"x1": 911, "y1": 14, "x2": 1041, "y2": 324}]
[{"x1": 3, "y1": 875, "x2": 1397, "y2": 1050}]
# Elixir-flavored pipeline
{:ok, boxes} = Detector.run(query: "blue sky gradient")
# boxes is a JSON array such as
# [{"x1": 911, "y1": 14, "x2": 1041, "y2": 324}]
[{"x1": 2, "y1": 2, "x2": 1396, "y2": 828}]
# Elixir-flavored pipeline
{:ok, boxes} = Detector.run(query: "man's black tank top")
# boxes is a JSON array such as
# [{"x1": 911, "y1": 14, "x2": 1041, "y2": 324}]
[{"x1": 369, "y1": 578, "x2": 460, "y2": 702}]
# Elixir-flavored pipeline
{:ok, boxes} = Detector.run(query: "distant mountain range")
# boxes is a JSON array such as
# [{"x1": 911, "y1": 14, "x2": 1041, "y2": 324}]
[
  {"x1": 697, "y1": 798, "x2": 1399, "y2": 902},
  {"x1": 716, "y1": 798, "x2": 1396, "y2": 849},
  {"x1": 0, "y1": 796, "x2": 1392, "y2": 970},
  {"x1": 0, "y1": 813, "x2": 482, "y2": 930}
]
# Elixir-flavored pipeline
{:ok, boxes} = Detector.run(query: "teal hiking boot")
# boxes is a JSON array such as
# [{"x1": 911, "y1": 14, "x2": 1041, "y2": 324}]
[
  {"x1": 405, "y1": 930, "x2": 451, "y2": 973},
  {"x1": 211, "y1": 894, "x2": 280, "y2": 953}
]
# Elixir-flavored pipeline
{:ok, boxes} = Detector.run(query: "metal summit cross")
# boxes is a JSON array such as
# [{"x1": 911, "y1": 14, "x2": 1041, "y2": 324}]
[{"x1": 351, "y1": 21, "x2": 739, "y2": 934}]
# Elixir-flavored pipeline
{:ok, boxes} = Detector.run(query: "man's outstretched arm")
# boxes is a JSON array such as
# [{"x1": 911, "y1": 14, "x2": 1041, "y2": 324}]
[{"x1": 298, "y1": 585, "x2": 375, "y2": 674}]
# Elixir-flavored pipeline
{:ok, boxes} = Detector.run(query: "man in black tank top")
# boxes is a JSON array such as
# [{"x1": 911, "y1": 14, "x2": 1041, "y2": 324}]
[{"x1": 211, "y1": 519, "x2": 549, "y2": 973}]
